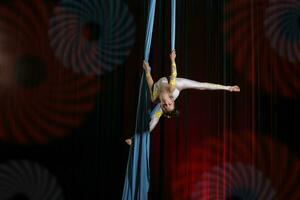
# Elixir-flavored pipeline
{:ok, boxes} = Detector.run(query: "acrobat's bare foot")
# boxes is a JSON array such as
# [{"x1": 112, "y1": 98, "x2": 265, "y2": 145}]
[
  {"x1": 125, "y1": 139, "x2": 132, "y2": 146},
  {"x1": 229, "y1": 85, "x2": 240, "y2": 92}
]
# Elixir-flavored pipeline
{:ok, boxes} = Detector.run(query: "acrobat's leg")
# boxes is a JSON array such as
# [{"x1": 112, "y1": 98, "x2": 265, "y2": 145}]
[{"x1": 176, "y1": 78, "x2": 230, "y2": 91}]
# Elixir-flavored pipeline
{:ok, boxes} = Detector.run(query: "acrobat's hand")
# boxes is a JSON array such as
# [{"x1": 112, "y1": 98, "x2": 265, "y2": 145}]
[
  {"x1": 170, "y1": 50, "x2": 176, "y2": 62},
  {"x1": 228, "y1": 85, "x2": 240, "y2": 92},
  {"x1": 143, "y1": 60, "x2": 151, "y2": 74}
]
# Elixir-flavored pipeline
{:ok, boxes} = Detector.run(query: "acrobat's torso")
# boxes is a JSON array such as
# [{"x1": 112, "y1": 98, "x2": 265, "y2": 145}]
[{"x1": 152, "y1": 77, "x2": 180, "y2": 103}]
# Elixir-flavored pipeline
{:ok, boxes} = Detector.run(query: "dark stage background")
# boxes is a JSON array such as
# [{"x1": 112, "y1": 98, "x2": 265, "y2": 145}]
[{"x1": 0, "y1": 0, "x2": 299, "y2": 199}]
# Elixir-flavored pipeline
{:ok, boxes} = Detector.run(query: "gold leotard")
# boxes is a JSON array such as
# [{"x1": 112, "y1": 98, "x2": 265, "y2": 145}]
[{"x1": 152, "y1": 62, "x2": 177, "y2": 118}]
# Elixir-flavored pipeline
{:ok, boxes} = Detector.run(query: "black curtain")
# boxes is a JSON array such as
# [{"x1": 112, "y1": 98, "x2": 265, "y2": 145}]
[{"x1": 0, "y1": 0, "x2": 299, "y2": 199}]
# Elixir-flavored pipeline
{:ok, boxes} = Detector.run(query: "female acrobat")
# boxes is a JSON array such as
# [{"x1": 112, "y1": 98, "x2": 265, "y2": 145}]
[{"x1": 125, "y1": 51, "x2": 240, "y2": 145}]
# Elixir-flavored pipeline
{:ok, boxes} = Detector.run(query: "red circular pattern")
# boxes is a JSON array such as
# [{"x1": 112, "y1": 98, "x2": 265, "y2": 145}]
[
  {"x1": 224, "y1": 0, "x2": 300, "y2": 97},
  {"x1": 0, "y1": 0, "x2": 99, "y2": 144},
  {"x1": 172, "y1": 132, "x2": 300, "y2": 199}
]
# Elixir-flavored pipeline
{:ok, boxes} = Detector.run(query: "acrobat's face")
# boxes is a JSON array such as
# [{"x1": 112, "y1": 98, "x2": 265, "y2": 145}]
[
  {"x1": 162, "y1": 101, "x2": 175, "y2": 113},
  {"x1": 160, "y1": 94, "x2": 175, "y2": 113}
]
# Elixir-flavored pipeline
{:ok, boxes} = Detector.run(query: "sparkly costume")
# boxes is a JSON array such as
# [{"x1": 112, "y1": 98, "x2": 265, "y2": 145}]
[{"x1": 149, "y1": 63, "x2": 230, "y2": 132}]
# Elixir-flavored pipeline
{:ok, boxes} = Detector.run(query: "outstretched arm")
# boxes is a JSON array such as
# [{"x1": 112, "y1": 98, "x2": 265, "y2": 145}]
[
  {"x1": 149, "y1": 113, "x2": 160, "y2": 132},
  {"x1": 176, "y1": 78, "x2": 240, "y2": 92},
  {"x1": 149, "y1": 104, "x2": 162, "y2": 132},
  {"x1": 143, "y1": 61, "x2": 156, "y2": 102},
  {"x1": 125, "y1": 104, "x2": 162, "y2": 145},
  {"x1": 169, "y1": 51, "x2": 177, "y2": 92}
]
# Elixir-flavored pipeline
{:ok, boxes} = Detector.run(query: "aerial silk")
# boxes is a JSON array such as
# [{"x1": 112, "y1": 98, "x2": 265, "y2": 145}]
[
  {"x1": 171, "y1": 0, "x2": 176, "y2": 51},
  {"x1": 122, "y1": 0, "x2": 176, "y2": 199}
]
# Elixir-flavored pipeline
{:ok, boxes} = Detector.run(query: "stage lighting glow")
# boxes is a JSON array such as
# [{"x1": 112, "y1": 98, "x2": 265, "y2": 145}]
[
  {"x1": 0, "y1": 0, "x2": 99, "y2": 144},
  {"x1": 224, "y1": 0, "x2": 300, "y2": 97},
  {"x1": 172, "y1": 132, "x2": 300, "y2": 199}
]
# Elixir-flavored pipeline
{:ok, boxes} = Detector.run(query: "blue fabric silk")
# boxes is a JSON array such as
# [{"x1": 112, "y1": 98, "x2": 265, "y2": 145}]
[
  {"x1": 148, "y1": 0, "x2": 176, "y2": 120},
  {"x1": 122, "y1": 0, "x2": 156, "y2": 199},
  {"x1": 144, "y1": 0, "x2": 156, "y2": 62},
  {"x1": 171, "y1": 0, "x2": 176, "y2": 51},
  {"x1": 122, "y1": 73, "x2": 151, "y2": 200},
  {"x1": 122, "y1": 0, "x2": 176, "y2": 198}
]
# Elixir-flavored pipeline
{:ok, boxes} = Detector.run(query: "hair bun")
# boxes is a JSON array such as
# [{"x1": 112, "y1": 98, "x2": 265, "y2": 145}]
[{"x1": 163, "y1": 109, "x2": 180, "y2": 118}]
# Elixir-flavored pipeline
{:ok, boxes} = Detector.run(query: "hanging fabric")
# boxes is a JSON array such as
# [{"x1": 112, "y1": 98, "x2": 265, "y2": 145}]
[
  {"x1": 148, "y1": 0, "x2": 176, "y2": 120},
  {"x1": 122, "y1": 0, "x2": 156, "y2": 199},
  {"x1": 122, "y1": 0, "x2": 176, "y2": 199},
  {"x1": 171, "y1": 0, "x2": 176, "y2": 51}
]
